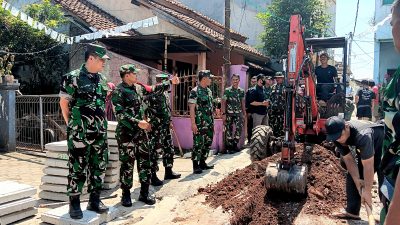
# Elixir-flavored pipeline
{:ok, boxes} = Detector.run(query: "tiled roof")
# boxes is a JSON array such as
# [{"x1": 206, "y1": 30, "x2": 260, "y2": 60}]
[
  {"x1": 54, "y1": 0, "x2": 123, "y2": 30},
  {"x1": 148, "y1": 0, "x2": 266, "y2": 58}
]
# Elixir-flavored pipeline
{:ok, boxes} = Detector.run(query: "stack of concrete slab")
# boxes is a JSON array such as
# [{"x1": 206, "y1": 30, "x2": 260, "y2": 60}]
[
  {"x1": 0, "y1": 181, "x2": 37, "y2": 225},
  {"x1": 39, "y1": 121, "x2": 120, "y2": 201},
  {"x1": 104, "y1": 121, "x2": 120, "y2": 190},
  {"x1": 41, "y1": 202, "x2": 119, "y2": 225}
]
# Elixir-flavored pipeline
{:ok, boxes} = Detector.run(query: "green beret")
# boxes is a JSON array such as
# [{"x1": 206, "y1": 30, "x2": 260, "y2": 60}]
[
  {"x1": 86, "y1": 44, "x2": 110, "y2": 59},
  {"x1": 119, "y1": 64, "x2": 140, "y2": 74}
]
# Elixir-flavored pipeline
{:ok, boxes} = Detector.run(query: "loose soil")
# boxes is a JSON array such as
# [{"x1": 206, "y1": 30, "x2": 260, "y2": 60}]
[{"x1": 199, "y1": 144, "x2": 346, "y2": 225}]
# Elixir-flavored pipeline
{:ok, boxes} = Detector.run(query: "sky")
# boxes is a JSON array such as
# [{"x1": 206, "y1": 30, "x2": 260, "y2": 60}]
[{"x1": 335, "y1": 0, "x2": 376, "y2": 80}]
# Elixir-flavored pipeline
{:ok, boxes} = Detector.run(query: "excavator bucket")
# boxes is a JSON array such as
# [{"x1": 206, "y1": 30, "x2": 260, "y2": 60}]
[{"x1": 265, "y1": 162, "x2": 307, "y2": 194}]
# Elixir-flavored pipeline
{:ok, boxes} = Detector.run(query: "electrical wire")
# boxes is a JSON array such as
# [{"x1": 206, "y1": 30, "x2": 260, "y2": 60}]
[{"x1": 352, "y1": 0, "x2": 360, "y2": 36}]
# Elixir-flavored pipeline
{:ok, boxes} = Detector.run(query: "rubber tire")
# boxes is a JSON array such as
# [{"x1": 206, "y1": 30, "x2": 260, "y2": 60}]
[{"x1": 249, "y1": 125, "x2": 274, "y2": 161}]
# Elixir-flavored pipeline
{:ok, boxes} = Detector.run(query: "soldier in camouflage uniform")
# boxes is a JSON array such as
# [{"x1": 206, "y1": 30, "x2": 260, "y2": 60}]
[
  {"x1": 189, "y1": 70, "x2": 215, "y2": 174},
  {"x1": 380, "y1": 3, "x2": 400, "y2": 223},
  {"x1": 269, "y1": 72, "x2": 286, "y2": 137},
  {"x1": 59, "y1": 44, "x2": 110, "y2": 219},
  {"x1": 146, "y1": 74, "x2": 181, "y2": 186},
  {"x1": 221, "y1": 74, "x2": 245, "y2": 153},
  {"x1": 264, "y1": 76, "x2": 273, "y2": 124},
  {"x1": 112, "y1": 65, "x2": 179, "y2": 207}
]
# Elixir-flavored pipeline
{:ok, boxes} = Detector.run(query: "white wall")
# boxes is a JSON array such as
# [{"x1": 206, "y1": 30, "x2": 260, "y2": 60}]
[
  {"x1": 178, "y1": 0, "x2": 269, "y2": 46},
  {"x1": 374, "y1": 0, "x2": 396, "y2": 83},
  {"x1": 375, "y1": 0, "x2": 393, "y2": 41},
  {"x1": 375, "y1": 41, "x2": 400, "y2": 82}
]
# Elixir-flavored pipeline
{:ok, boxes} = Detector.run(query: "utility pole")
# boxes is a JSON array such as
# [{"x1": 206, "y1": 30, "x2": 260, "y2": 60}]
[
  {"x1": 348, "y1": 32, "x2": 353, "y2": 73},
  {"x1": 223, "y1": 0, "x2": 231, "y2": 89}
]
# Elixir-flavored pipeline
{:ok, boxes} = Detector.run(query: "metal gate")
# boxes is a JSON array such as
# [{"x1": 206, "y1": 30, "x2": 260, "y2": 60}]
[{"x1": 16, "y1": 95, "x2": 66, "y2": 151}]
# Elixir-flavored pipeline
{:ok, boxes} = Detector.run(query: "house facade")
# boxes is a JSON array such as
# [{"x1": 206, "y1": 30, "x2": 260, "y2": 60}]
[{"x1": 374, "y1": 0, "x2": 399, "y2": 84}]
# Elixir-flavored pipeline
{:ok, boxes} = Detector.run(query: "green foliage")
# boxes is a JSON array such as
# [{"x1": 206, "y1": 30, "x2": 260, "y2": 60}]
[
  {"x1": 25, "y1": 0, "x2": 67, "y2": 28},
  {"x1": 0, "y1": 0, "x2": 68, "y2": 94},
  {"x1": 257, "y1": 0, "x2": 331, "y2": 58}
]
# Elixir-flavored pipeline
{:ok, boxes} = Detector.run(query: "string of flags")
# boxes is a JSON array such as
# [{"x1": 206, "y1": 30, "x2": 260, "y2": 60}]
[{"x1": 1, "y1": 0, "x2": 159, "y2": 45}]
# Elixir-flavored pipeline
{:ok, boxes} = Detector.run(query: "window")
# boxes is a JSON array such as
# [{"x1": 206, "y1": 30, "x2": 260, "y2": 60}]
[{"x1": 383, "y1": 0, "x2": 394, "y2": 5}]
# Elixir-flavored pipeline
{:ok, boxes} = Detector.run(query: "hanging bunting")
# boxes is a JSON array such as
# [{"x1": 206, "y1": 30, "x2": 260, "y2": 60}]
[
  {"x1": 10, "y1": 6, "x2": 19, "y2": 16},
  {"x1": 2, "y1": 0, "x2": 160, "y2": 45},
  {"x1": 20, "y1": 11, "x2": 28, "y2": 22}
]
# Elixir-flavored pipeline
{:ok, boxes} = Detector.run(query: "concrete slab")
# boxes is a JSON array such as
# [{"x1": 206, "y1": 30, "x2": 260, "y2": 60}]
[
  {"x1": 46, "y1": 152, "x2": 68, "y2": 161},
  {"x1": 41, "y1": 175, "x2": 68, "y2": 185},
  {"x1": 108, "y1": 147, "x2": 118, "y2": 154},
  {"x1": 41, "y1": 202, "x2": 118, "y2": 225},
  {"x1": 0, "y1": 207, "x2": 37, "y2": 225},
  {"x1": 0, "y1": 197, "x2": 36, "y2": 217},
  {"x1": 43, "y1": 167, "x2": 69, "y2": 177},
  {"x1": 104, "y1": 175, "x2": 118, "y2": 183},
  {"x1": 45, "y1": 159, "x2": 119, "y2": 169},
  {"x1": 45, "y1": 141, "x2": 68, "y2": 152},
  {"x1": 108, "y1": 139, "x2": 118, "y2": 147},
  {"x1": 109, "y1": 153, "x2": 118, "y2": 161},
  {"x1": 45, "y1": 158, "x2": 68, "y2": 169},
  {"x1": 107, "y1": 131, "x2": 115, "y2": 139},
  {"x1": 0, "y1": 181, "x2": 37, "y2": 205},
  {"x1": 105, "y1": 168, "x2": 119, "y2": 176},
  {"x1": 107, "y1": 121, "x2": 117, "y2": 131},
  {"x1": 40, "y1": 184, "x2": 87, "y2": 194},
  {"x1": 38, "y1": 191, "x2": 88, "y2": 202},
  {"x1": 102, "y1": 182, "x2": 119, "y2": 190}
]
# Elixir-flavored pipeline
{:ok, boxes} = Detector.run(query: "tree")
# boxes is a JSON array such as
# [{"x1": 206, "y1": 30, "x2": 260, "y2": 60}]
[
  {"x1": 257, "y1": 0, "x2": 331, "y2": 58},
  {"x1": 0, "y1": 0, "x2": 68, "y2": 94},
  {"x1": 25, "y1": 0, "x2": 67, "y2": 28}
]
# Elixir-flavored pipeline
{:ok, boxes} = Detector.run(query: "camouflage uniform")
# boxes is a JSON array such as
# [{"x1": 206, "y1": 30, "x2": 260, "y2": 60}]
[
  {"x1": 222, "y1": 86, "x2": 245, "y2": 149},
  {"x1": 112, "y1": 70, "x2": 171, "y2": 189},
  {"x1": 380, "y1": 66, "x2": 400, "y2": 224},
  {"x1": 146, "y1": 86, "x2": 175, "y2": 171},
  {"x1": 188, "y1": 85, "x2": 214, "y2": 161},
  {"x1": 60, "y1": 64, "x2": 109, "y2": 196},
  {"x1": 269, "y1": 82, "x2": 285, "y2": 137},
  {"x1": 264, "y1": 85, "x2": 272, "y2": 124}
]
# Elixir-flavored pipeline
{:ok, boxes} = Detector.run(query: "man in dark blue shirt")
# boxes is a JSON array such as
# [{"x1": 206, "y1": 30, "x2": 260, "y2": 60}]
[
  {"x1": 248, "y1": 74, "x2": 269, "y2": 127},
  {"x1": 315, "y1": 53, "x2": 338, "y2": 101}
]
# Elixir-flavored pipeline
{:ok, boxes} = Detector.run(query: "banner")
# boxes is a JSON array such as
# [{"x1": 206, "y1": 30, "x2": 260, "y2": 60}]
[{"x1": 1, "y1": 0, "x2": 159, "y2": 44}]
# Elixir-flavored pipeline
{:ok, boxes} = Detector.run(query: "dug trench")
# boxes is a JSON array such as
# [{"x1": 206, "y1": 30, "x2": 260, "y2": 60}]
[{"x1": 199, "y1": 144, "x2": 346, "y2": 225}]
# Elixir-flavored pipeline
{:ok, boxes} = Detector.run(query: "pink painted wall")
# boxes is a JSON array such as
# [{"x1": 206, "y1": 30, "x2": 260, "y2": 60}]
[{"x1": 171, "y1": 64, "x2": 249, "y2": 152}]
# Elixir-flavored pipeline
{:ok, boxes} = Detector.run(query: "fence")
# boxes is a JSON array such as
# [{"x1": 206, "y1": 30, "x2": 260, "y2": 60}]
[
  {"x1": 16, "y1": 95, "x2": 66, "y2": 152},
  {"x1": 171, "y1": 74, "x2": 223, "y2": 117}
]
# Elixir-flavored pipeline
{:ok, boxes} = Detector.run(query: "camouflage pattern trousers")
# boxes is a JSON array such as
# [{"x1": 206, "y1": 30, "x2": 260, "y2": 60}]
[
  {"x1": 67, "y1": 122, "x2": 109, "y2": 196},
  {"x1": 269, "y1": 111, "x2": 284, "y2": 137},
  {"x1": 192, "y1": 123, "x2": 214, "y2": 161},
  {"x1": 224, "y1": 114, "x2": 243, "y2": 147},
  {"x1": 149, "y1": 120, "x2": 175, "y2": 172},
  {"x1": 116, "y1": 127, "x2": 153, "y2": 189}
]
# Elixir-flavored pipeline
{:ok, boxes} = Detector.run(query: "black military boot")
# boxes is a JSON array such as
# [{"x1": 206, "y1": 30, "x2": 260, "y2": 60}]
[
  {"x1": 151, "y1": 171, "x2": 164, "y2": 186},
  {"x1": 138, "y1": 183, "x2": 156, "y2": 205},
  {"x1": 199, "y1": 160, "x2": 214, "y2": 170},
  {"x1": 192, "y1": 160, "x2": 202, "y2": 174},
  {"x1": 86, "y1": 191, "x2": 109, "y2": 213},
  {"x1": 69, "y1": 195, "x2": 83, "y2": 219},
  {"x1": 164, "y1": 167, "x2": 181, "y2": 180},
  {"x1": 120, "y1": 189, "x2": 132, "y2": 207},
  {"x1": 233, "y1": 144, "x2": 240, "y2": 152}
]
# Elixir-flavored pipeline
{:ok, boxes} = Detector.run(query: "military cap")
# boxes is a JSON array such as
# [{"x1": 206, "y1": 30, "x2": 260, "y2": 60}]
[
  {"x1": 256, "y1": 73, "x2": 265, "y2": 81},
  {"x1": 119, "y1": 64, "x2": 140, "y2": 74},
  {"x1": 198, "y1": 70, "x2": 214, "y2": 80},
  {"x1": 265, "y1": 76, "x2": 272, "y2": 80},
  {"x1": 275, "y1": 72, "x2": 284, "y2": 78},
  {"x1": 156, "y1": 73, "x2": 169, "y2": 79},
  {"x1": 86, "y1": 44, "x2": 110, "y2": 59}
]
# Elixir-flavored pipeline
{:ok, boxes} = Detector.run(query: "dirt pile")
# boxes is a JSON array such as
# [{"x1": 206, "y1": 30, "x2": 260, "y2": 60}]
[{"x1": 199, "y1": 144, "x2": 346, "y2": 225}]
